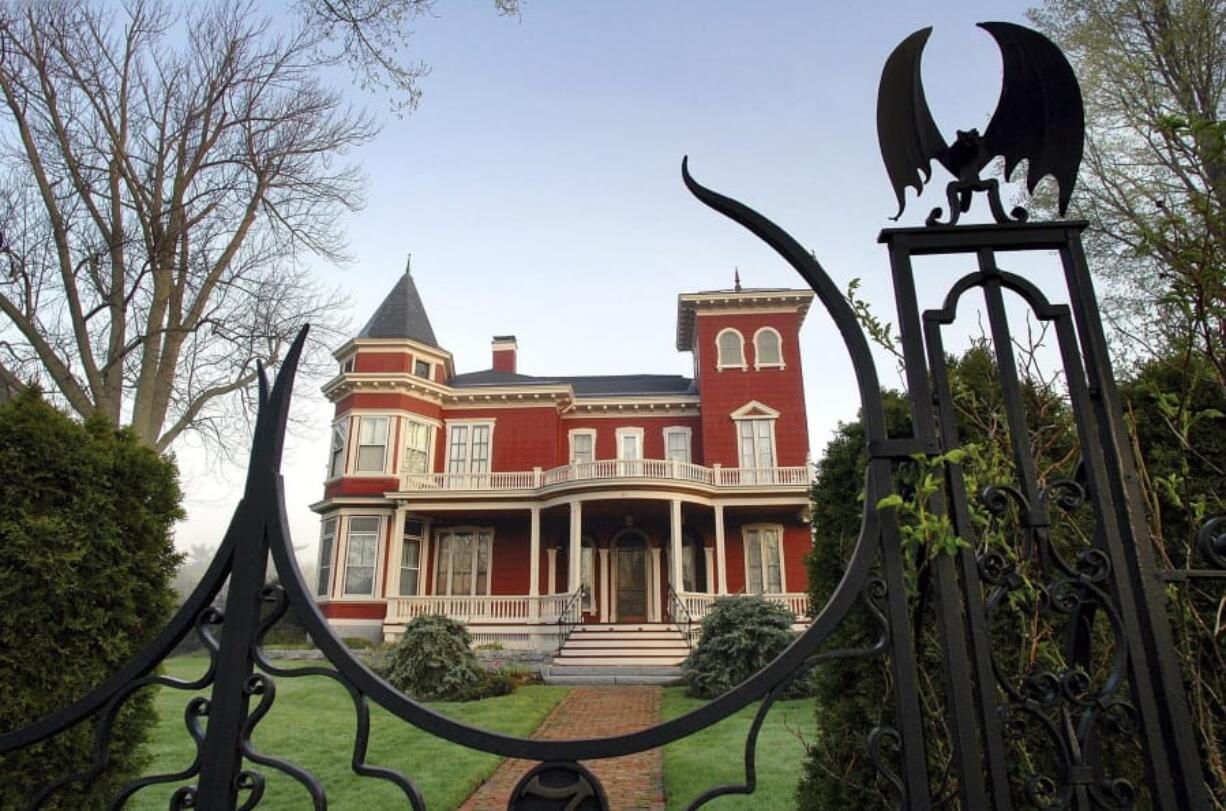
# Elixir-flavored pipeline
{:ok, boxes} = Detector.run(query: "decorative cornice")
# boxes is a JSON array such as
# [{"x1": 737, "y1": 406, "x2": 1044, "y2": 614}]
[{"x1": 676, "y1": 289, "x2": 814, "y2": 351}]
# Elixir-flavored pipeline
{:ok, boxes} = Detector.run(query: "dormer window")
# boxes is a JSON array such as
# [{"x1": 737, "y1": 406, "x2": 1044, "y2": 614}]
[
  {"x1": 341, "y1": 357, "x2": 355, "y2": 374},
  {"x1": 716, "y1": 328, "x2": 746, "y2": 370},
  {"x1": 354, "y1": 416, "x2": 389, "y2": 473},
  {"x1": 414, "y1": 359, "x2": 430, "y2": 378},
  {"x1": 754, "y1": 328, "x2": 784, "y2": 369}
]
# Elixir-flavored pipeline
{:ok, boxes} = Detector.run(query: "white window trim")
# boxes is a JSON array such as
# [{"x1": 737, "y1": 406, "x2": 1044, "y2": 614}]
[
  {"x1": 615, "y1": 427, "x2": 645, "y2": 460},
  {"x1": 662, "y1": 426, "x2": 692, "y2": 463},
  {"x1": 752, "y1": 327, "x2": 786, "y2": 370},
  {"x1": 316, "y1": 516, "x2": 340, "y2": 598},
  {"x1": 325, "y1": 417, "x2": 352, "y2": 483},
  {"x1": 389, "y1": 510, "x2": 430, "y2": 597},
  {"x1": 353, "y1": 415, "x2": 391, "y2": 475},
  {"x1": 432, "y1": 526, "x2": 496, "y2": 596},
  {"x1": 568, "y1": 428, "x2": 597, "y2": 463},
  {"x1": 715, "y1": 327, "x2": 747, "y2": 371},
  {"x1": 730, "y1": 402, "x2": 780, "y2": 472},
  {"x1": 334, "y1": 512, "x2": 387, "y2": 600},
  {"x1": 444, "y1": 419, "x2": 497, "y2": 473},
  {"x1": 742, "y1": 523, "x2": 787, "y2": 593},
  {"x1": 400, "y1": 417, "x2": 437, "y2": 476}
]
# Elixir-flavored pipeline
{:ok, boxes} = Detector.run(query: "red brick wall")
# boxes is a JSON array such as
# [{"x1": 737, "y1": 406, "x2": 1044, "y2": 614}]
[
  {"x1": 438, "y1": 406, "x2": 561, "y2": 472},
  {"x1": 320, "y1": 602, "x2": 386, "y2": 619},
  {"x1": 558, "y1": 415, "x2": 704, "y2": 464},
  {"x1": 355, "y1": 351, "x2": 410, "y2": 373},
  {"x1": 334, "y1": 392, "x2": 443, "y2": 421},
  {"x1": 695, "y1": 311, "x2": 809, "y2": 468}
]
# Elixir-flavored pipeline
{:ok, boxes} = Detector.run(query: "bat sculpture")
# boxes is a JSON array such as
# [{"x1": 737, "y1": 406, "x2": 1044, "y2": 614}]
[{"x1": 877, "y1": 21, "x2": 1083, "y2": 226}]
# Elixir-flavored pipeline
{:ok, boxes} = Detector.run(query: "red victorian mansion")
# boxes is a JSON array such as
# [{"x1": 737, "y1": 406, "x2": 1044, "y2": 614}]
[{"x1": 312, "y1": 267, "x2": 815, "y2": 656}]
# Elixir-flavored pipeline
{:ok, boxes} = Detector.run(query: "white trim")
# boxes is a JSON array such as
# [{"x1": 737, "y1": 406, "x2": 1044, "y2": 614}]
[
  {"x1": 335, "y1": 511, "x2": 388, "y2": 599},
  {"x1": 715, "y1": 327, "x2": 748, "y2": 371},
  {"x1": 390, "y1": 511, "x2": 429, "y2": 598},
  {"x1": 444, "y1": 419, "x2": 496, "y2": 474},
  {"x1": 615, "y1": 427, "x2": 645, "y2": 460},
  {"x1": 752, "y1": 327, "x2": 786, "y2": 370},
  {"x1": 568, "y1": 428, "x2": 597, "y2": 463},
  {"x1": 729, "y1": 400, "x2": 781, "y2": 419},
  {"x1": 741, "y1": 523, "x2": 787, "y2": 593},
  {"x1": 662, "y1": 426, "x2": 692, "y2": 463}
]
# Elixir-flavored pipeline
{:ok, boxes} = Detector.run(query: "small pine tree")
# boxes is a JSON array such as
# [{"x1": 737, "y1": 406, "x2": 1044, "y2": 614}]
[
  {"x1": 681, "y1": 596, "x2": 802, "y2": 699},
  {"x1": 0, "y1": 390, "x2": 183, "y2": 809},
  {"x1": 384, "y1": 614, "x2": 485, "y2": 700}
]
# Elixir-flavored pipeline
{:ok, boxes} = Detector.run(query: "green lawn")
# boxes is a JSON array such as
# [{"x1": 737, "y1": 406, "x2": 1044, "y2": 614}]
[
  {"x1": 660, "y1": 688, "x2": 814, "y2": 810},
  {"x1": 129, "y1": 657, "x2": 568, "y2": 810}
]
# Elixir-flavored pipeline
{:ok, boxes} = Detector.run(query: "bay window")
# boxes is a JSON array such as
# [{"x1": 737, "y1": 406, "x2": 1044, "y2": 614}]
[
  {"x1": 402, "y1": 419, "x2": 432, "y2": 475},
  {"x1": 343, "y1": 516, "x2": 381, "y2": 596},
  {"x1": 355, "y1": 416, "x2": 389, "y2": 473},
  {"x1": 317, "y1": 517, "x2": 337, "y2": 596}
]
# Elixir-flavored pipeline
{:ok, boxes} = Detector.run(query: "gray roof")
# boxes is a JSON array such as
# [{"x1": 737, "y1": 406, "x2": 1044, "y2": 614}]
[
  {"x1": 449, "y1": 370, "x2": 695, "y2": 397},
  {"x1": 358, "y1": 270, "x2": 439, "y2": 347}
]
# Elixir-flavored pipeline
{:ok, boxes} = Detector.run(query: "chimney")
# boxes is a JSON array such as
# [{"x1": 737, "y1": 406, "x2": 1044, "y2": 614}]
[{"x1": 492, "y1": 335, "x2": 517, "y2": 374}]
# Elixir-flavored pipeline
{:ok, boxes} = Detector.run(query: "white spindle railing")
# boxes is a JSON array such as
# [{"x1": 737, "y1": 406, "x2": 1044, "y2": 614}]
[
  {"x1": 386, "y1": 592, "x2": 583, "y2": 624},
  {"x1": 402, "y1": 462, "x2": 809, "y2": 492},
  {"x1": 675, "y1": 591, "x2": 810, "y2": 622}
]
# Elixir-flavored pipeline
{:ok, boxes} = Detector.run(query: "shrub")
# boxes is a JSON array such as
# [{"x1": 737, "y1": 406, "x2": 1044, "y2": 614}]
[
  {"x1": 343, "y1": 636, "x2": 375, "y2": 650},
  {"x1": 384, "y1": 614, "x2": 486, "y2": 700},
  {"x1": 0, "y1": 390, "x2": 183, "y2": 809},
  {"x1": 681, "y1": 596, "x2": 807, "y2": 699}
]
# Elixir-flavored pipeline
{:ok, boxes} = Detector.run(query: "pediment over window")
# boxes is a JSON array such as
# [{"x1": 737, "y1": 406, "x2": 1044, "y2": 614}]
[{"x1": 730, "y1": 400, "x2": 780, "y2": 420}]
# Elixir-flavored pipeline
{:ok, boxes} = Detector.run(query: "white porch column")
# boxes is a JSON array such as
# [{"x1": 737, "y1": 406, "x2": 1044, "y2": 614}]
[
  {"x1": 528, "y1": 506, "x2": 541, "y2": 620},
  {"x1": 669, "y1": 499, "x2": 684, "y2": 592},
  {"x1": 546, "y1": 549, "x2": 557, "y2": 595},
  {"x1": 650, "y1": 547, "x2": 662, "y2": 621},
  {"x1": 598, "y1": 547, "x2": 610, "y2": 622},
  {"x1": 568, "y1": 501, "x2": 582, "y2": 593},
  {"x1": 714, "y1": 503, "x2": 729, "y2": 594}
]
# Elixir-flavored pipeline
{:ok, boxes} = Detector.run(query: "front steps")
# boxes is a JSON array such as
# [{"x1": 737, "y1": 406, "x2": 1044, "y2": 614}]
[{"x1": 543, "y1": 623, "x2": 690, "y2": 685}]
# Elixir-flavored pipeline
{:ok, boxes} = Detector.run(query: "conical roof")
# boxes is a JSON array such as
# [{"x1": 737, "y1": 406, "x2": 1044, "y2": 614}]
[{"x1": 357, "y1": 266, "x2": 439, "y2": 347}]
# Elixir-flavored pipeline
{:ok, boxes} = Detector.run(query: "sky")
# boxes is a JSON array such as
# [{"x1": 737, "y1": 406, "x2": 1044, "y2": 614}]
[{"x1": 173, "y1": 1, "x2": 1063, "y2": 568}]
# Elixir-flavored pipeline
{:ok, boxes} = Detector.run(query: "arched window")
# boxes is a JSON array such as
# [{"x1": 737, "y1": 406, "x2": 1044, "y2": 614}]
[
  {"x1": 716, "y1": 328, "x2": 746, "y2": 369},
  {"x1": 753, "y1": 327, "x2": 783, "y2": 368}
]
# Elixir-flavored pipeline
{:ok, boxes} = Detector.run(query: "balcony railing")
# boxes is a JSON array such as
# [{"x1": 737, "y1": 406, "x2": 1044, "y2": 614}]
[{"x1": 399, "y1": 460, "x2": 812, "y2": 493}]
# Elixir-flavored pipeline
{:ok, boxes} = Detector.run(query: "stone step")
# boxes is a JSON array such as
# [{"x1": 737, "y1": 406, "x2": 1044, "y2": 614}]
[
  {"x1": 552, "y1": 655, "x2": 687, "y2": 667},
  {"x1": 565, "y1": 631, "x2": 685, "y2": 641},
  {"x1": 563, "y1": 638, "x2": 688, "y2": 649},
  {"x1": 543, "y1": 673, "x2": 681, "y2": 686},
  {"x1": 571, "y1": 623, "x2": 681, "y2": 633}
]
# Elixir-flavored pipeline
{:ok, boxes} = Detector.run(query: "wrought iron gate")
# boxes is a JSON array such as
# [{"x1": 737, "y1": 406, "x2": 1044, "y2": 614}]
[{"x1": 1, "y1": 20, "x2": 1222, "y2": 810}]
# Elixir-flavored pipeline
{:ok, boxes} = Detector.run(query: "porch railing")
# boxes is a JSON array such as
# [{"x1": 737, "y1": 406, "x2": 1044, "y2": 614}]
[
  {"x1": 400, "y1": 460, "x2": 812, "y2": 493},
  {"x1": 385, "y1": 592, "x2": 580, "y2": 624},
  {"x1": 676, "y1": 591, "x2": 811, "y2": 623}
]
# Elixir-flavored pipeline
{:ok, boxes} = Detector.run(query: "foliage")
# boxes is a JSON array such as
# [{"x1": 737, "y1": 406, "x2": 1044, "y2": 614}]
[
  {"x1": 0, "y1": 389, "x2": 183, "y2": 809},
  {"x1": 0, "y1": 0, "x2": 515, "y2": 454},
  {"x1": 383, "y1": 614, "x2": 517, "y2": 702},
  {"x1": 681, "y1": 596, "x2": 808, "y2": 700},
  {"x1": 1029, "y1": 0, "x2": 1226, "y2": 396}
]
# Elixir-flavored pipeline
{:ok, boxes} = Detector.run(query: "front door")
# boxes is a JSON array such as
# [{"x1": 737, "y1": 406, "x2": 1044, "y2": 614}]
[{"x1": 615, "y1": 545, "x2": 647, "y2": 622}]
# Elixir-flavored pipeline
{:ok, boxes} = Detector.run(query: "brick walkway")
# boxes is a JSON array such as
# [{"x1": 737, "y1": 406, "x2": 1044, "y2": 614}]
[{"x1": 459, "y1": 686, "x2": 664, "y2": 810}]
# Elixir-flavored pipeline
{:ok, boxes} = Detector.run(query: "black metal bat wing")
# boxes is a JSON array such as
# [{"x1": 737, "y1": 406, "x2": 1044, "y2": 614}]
[
  {"x1": 877, "y1": 27, "x2": 948, "y2": 220},
  {"x1": 978, "y1": 21, "x2": 1083, "y2": 215}
]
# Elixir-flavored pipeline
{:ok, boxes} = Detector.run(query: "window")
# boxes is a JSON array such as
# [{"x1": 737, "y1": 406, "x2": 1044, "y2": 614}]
[
  {"x1": 399, "y1": 519, "x2": 425, "y2": 596},
  {"x1": 744, "y1": 525, "x2": 784, "y2": 593},
  {"x1": 681, "y1": 532, "x2": 704, "y2": 592},
  {"x1": 355, "y1": 416, "x2": 389, "y2": 473},
  {"x1": 414, "y1": 359, "x2": 430, "y2": 378},
  {"x1": 317, "y1": 517, "x2": 337, "y2": 596},
  {"x1": 341, "y1": 357, "x2": 354, "y2": 373},
  {"x1": 569, "y1": 430, "x2": 595, "y2": 464},
  {"x1": 738, "y1": 418, "x2": 775, "y2": 469},
  {"x1": 329, "y1": 418, "x2": 349, "y2": 478},
  {"x1": 753, "y1": 328, "x2": 783, "y2": 368},
  {"x1": 402, "y1": 419, "x2": 432, "y2": 475},
  {"x1": 435, "y1": 529, "x2": 493, "y2": 596},
  {"x1": 615, "y1": 427, "x2": 643, "y2": 475},
  {"x1": 447, "y1": 423, "x2": 492, "y2": 474},
  {"x1": 716, "y1": 328, "x2": 746, "y2": 369},
  {"x1": 343, "y1": 516, "x2": 381, "y2": 596},
  {"x1": 664, "y1": 427, "x2": 691, "y2": 464}
]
